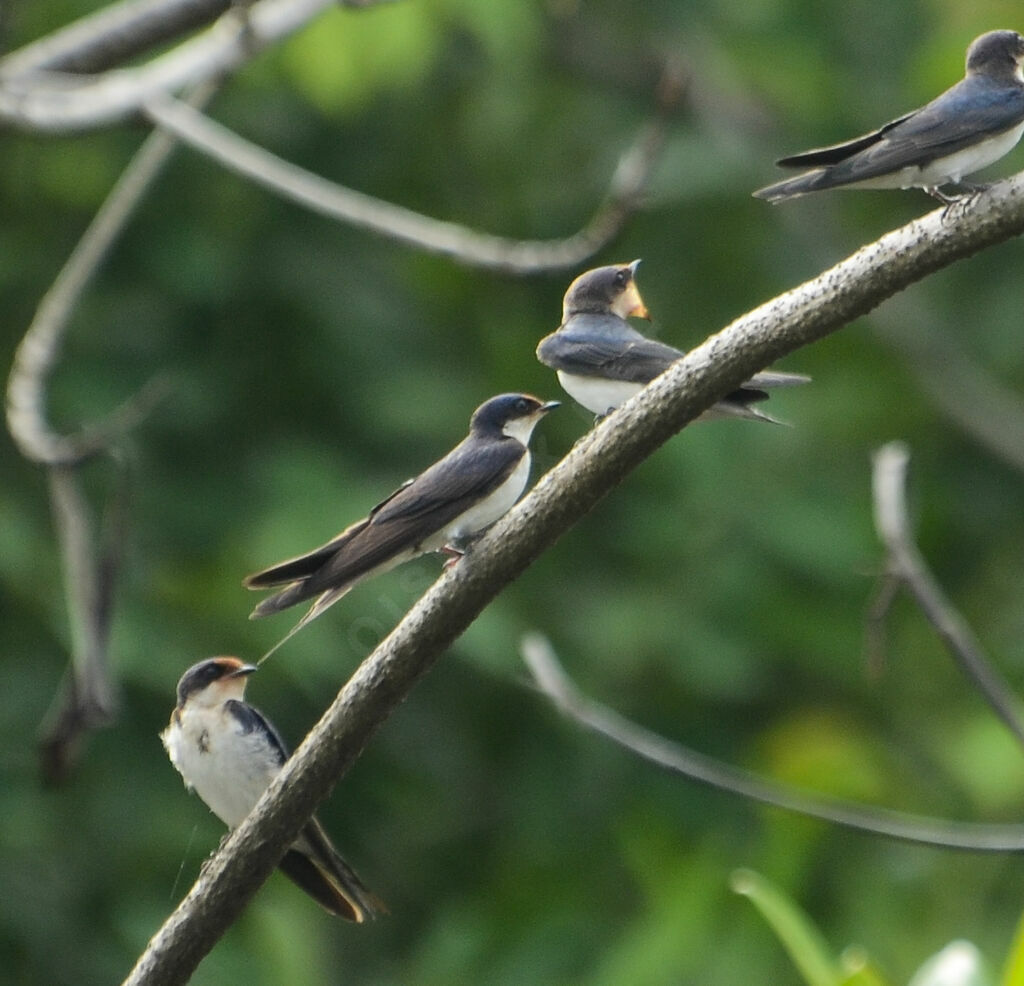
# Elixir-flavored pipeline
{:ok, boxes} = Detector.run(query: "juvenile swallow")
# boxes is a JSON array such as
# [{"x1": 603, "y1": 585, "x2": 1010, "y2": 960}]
[
  {"x1": 536, "y1": 260, "x2": 808, "y2": 420},
  {"x1": 754, "y1": 30, "x2": 1024, "y2": 204},
  {"x1": 245, "y1": 393, "x2": 559, "y2": 631},
  {"x1": 162, "y1": 656, "x2": 382, "y2": 922}
]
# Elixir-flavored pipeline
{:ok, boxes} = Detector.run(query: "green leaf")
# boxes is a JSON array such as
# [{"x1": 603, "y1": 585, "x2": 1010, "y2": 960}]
[
  {"x1": 1001, "y1": 911, "x2": 1024, "y2": 986},
  {"x1": 731, "y1": 869, "x2": 842, "y2": 986}
]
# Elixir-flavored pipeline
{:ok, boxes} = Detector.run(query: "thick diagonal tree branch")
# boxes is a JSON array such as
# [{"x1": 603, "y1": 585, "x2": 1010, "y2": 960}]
[{"x1": 124, "y1": 177, "x2": 1024, "y2": 986}]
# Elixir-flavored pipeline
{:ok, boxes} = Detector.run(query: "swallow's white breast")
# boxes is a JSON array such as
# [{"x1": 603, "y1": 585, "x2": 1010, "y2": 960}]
[
  {"x1": 435, "y1": 451, "x2": 533, "y2": 545},
  {"x1": 556, "y1": 371, "x2": 644, "y2": 415},
  {"x1": 162, "y1": 706, "x2": 280, "y2": 829}
]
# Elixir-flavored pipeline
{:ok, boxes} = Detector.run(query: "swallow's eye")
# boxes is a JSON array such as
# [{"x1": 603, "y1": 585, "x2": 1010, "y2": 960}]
[
  {"x1": 515, "y1": 397, "x2": 530, "y2": 414},
  {"x1": 613, "y1": 269, "x2": 628, "y2": 287}
]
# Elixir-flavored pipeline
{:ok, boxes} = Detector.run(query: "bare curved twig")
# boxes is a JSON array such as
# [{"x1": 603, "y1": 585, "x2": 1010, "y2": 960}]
[
  {"x1": 0, "y1": 0, "x2": 233, "y2": 77},
  {"x1": 6, "y1": 83, "x2": 217, "y2": 780},
  {"x1": 520, "y1": 633, "x2": 1024, "y2": 851},
  {"x1": 870, "y1": 441, "x2": 1024, "y2": 749},
  {"x1": 38, "y1": 462, "x2": 129, "y2": 783},
  {"x1": 6, "y1": 83, "x2": 216, "y2": 467},
  {"x1": 141, "y1": 82, "x2": 677, "y2": 273},
  {"x1": 124, "y1": 175, "x2": 1024, "y2": 986},
  {"x1": 0, "y1": 0, "x2": 334, "y2": 132}
]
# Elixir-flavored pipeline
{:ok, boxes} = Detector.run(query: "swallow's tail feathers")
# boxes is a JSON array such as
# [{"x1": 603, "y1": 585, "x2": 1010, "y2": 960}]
[
  {"x1": 746, "y1": 370, "x2": 812, "y2": 389},
  {"x1": 243, "y1": 549, "x2": 334, "y2": 590},
  {"x1": 752, "y1": 169, "x2": 833, "y2": 202},
  {"x1": 278, "y1": 848, "x2": 385, "y2": 923},
  {"x1": 251, "y1": 581, "x2": 318, "y2": 619},
  {"x1": 707, "y1": 390, "x2": 786, "y2": 426},
  {"x1": 718, "y1": 403, "x2": 789, "y2": 426},
  {"x1": 244, "y1": 520, "x2": 368, "y2": 590},
  {"x1": 706, "y1": 370, "x2": 809, "y2": 426},
  {"x1": 774, "y1": 112, "x2": 909, "y2": 169}
]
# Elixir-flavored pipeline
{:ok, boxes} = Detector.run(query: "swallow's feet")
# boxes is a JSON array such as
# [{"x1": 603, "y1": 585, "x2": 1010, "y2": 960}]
[{"x1": 934, "y1": 181, "x2": 988, "y2": 221}]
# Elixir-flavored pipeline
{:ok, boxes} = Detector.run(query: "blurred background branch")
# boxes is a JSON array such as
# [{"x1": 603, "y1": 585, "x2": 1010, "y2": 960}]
[
  {"x1": 0, "y1": 0, "x2": 234, "y2": 77},
  {"x1": 869, "y1": 441, "x2": 1024, "y2": 749},
  {"x1": 0, "y1": 0, "x2": 335, "y2": 130},
  {"x1": 520, "y1": 632, "x2": 1024, "y2": 850},
  {"x1": 6, "y1": 82, "x2": 217, "y2": 778},
  {"x1": 872, "y1": 306, "x2": 1024, "y2": 476},
  {"x1": 142, "y1": 62, "x2": 682, "y2": 273}
]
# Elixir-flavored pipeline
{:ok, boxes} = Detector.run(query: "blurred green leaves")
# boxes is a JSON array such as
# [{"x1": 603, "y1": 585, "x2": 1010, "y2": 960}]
[{"x1": 735, "y1": 869, "x2": 1003, "y2": 986}]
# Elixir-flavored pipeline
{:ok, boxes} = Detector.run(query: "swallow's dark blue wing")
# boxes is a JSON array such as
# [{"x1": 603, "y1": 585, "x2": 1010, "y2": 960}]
[
  {"x1": 778, "y1": 77, "x2": 1024, "y2": 182},
  {"x1": 221, "y1": 701, "x2": 382, "y2": 921},
  {"x1": 224, "y1": 700, "x2": 288, "y2": 766},
  {"x1": 348, "y1": 434, "x2": 521, "y2": 536},
  {"x1": 775, "y1": 111, "x2": 917, "y2": 167},
  {"x1": 246, "y1": 434, "x2": 524, "y2": 615},
  {"x1": 538, "y1": 322, "x2": 684, "y2": 385}
]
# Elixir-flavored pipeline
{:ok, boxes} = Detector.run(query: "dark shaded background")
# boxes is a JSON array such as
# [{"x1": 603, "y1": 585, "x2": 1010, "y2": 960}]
[{"x1": 4, "y1": 1, "x2": 1024, "y2": 982}]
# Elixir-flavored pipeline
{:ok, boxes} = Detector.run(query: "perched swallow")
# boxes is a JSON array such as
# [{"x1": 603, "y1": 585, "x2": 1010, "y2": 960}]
[
  {"x1": 162, "y1": 656, "x2": 382, "y2": 922},
  {"x1": 536, "y1": 261, "x2": 808, "y2": 420},
  {"x1": 754, "y1": 30, "x2": 1024, "y2": 204},
  {"x1": 245, "y1": 393, "x2": 559, "y2": 631}
]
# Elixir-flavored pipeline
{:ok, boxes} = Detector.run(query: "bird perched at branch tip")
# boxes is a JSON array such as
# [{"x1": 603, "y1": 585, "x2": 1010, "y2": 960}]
[
  {"x1": 536, "y1": 260, "x2": 808, "y2": 421},
  {"x1": 161, "y1": 656, "x2": 382, "y2": 922},
  {"x1": 754, "y1": 30, "x2": 1024, "y2": 204}
]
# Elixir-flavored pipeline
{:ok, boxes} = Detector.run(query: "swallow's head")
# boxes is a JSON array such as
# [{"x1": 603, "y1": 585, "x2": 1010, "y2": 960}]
[
  {"x1": 966, "y1": 30, "x2": 1024, "y2": 79},
  {"x1": 470, "y1": 393, "x2": 560, "y2": 443},
  {"x1": 174, "y1": 656, "x2": 257, "y2": 710},
  {"x1": 562, "y1": 259, "x2": 650, "y2": 322}
]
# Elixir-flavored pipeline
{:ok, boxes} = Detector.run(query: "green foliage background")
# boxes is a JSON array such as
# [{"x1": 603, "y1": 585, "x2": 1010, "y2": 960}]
[{"x1": 4, "y1": 0, "x2": 1024, "y2": 982}]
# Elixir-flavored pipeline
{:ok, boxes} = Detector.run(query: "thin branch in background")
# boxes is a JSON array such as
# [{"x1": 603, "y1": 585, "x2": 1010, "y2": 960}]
[
  {"x1": 123, "y1": 180, "x2": 1024, "y2": 986},
  {"x1": 0, "y1": 0, "x2": 397, "y2": 78},
  {"x1": 38, "y1": 461, "x2": 130, "y2": 783},
  {"x1": 871, "y1": 304, "x2": 1024, "y2": 477},
  {"x1": 0, "y1": 0, "x2": 338, "y2": 132},
  {"x1": 870, "y1": 441, "x2": 1024, "y2": 750},
  {"x1": 863, "y1": 571, "x2": 900, "y2": 679},
  {"x1": 6, "y1": 82, "x2": 217, "y2": 467},
  {"x1": 142, "y1": 62, "x2": 683, "y2": 273},
  {"x1": 0, "y1": 0, "x2": 233, "y2": 77},
  {"x1": 520, "y1": 633, "x2": 1024, "y2": 851},
  {"x1": 6, "y1": 83, "x2": 217, "y2": 779}
]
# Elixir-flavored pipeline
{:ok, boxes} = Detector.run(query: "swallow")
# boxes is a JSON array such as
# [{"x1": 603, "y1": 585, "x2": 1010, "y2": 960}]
[
  {"x1": 754, "y1": 30, "x2": 1024, "y2": 204},
  {"x1": 162, "y1": 656, "x2": 382, "y2": 921},
  {"x1": 536, "y1": 260, "x2": 808, "y2": 420},
  {"x1": 245, "y1": 393, "x2": 559, "y2": 633}
]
